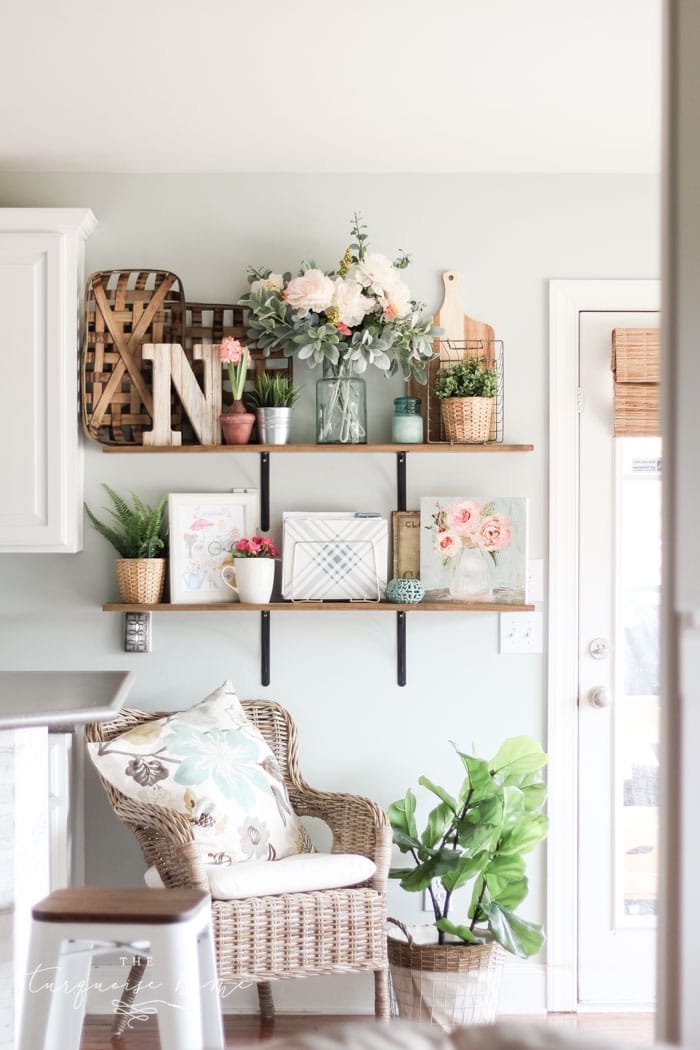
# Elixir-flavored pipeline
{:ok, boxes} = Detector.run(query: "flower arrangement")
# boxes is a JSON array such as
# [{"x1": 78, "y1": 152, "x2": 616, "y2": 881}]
[
  {"x1": 239, "y1": 214, "x2": 439, "y2": 382},
  {"x1": 427, "y1": 498, "x2": 511, "y2": 566},
  {"x1": 230, "y1": 535, "x2": 280, "y2": 559},
  {"x1": 219, "y1": 336, "x2": 250, "y2": 403}
]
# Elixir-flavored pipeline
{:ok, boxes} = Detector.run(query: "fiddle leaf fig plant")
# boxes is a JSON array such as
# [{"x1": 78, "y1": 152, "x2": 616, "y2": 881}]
[{"x1": 388, "y1": 735, "x2": 548, "y2": 959}]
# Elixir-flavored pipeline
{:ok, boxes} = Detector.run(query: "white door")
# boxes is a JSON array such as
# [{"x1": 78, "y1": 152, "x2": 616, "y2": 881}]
[{"x1": 578, "y1": 310, "x2": 660, "y2": 1007}]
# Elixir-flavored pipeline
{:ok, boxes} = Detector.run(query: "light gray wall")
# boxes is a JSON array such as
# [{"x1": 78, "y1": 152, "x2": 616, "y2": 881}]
[{"x1": 0, "y1": 173, "x2": 660, "y2": 1012}]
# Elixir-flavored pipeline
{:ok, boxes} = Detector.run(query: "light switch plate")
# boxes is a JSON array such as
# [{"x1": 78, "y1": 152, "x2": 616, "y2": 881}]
[{"x1": 499, "y1": 610, "x2": 544, "y2": 654}]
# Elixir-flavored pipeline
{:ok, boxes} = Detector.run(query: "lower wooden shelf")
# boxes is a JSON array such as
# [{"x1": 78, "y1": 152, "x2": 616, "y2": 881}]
[
  {"x1": 103, "y1": 600, "x2": 535, "y2": 687},
  {"x1": 103, "y1": 601, "x2": 534, "y2": 613}
]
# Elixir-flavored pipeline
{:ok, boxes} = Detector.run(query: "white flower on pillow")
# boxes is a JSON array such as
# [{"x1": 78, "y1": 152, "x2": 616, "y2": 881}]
[{"x1": 165, "y1": 724, "x2": 268, "y2": 809}]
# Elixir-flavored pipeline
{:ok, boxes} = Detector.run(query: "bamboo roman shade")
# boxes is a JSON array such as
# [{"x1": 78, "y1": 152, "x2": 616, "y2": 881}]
[{"x1": 611, "y1": 328, "x2": 660, "y2": 436}]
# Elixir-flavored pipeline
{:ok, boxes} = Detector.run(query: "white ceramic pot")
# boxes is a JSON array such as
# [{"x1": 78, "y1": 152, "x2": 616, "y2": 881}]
[{"x1": 221, "y1": 558, "x2": 276, "y2": 604}]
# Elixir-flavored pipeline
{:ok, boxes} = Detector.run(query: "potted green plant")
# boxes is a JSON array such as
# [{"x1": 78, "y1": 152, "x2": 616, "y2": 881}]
[
  {"x1": 244, "y1": 372, "x2": 301, "y2": 445},
  {"x1": 434, "y1": 357, "x2": 498, "y2": 443},
  {"x1": 84, "y1": 485, "x2": 168, "y2": 603},
  {"x1": 387, "y1": 735, "x2": 548, "y2": 1027}
]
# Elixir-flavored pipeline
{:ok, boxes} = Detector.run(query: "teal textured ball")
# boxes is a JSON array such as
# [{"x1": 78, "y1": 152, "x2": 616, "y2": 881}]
[{"x1": 386, "y1": 577, "x2": 425, "y2": 604}]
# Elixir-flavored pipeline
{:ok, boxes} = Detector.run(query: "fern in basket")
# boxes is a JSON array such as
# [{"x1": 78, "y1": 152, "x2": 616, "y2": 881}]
[{"x1": 84, "y1": 485, "x2": 167, "y2": 559}]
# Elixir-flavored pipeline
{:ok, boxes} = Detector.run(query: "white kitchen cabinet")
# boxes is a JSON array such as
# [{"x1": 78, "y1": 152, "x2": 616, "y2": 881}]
[{"x1": 0, "y1": 208, "x2": 97, "y2": 552}]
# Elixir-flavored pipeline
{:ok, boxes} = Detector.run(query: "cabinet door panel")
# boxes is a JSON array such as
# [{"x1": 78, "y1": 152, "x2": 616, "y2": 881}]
[{"x1": 0, "y1": 230, "x2": 80, "y2": 550}]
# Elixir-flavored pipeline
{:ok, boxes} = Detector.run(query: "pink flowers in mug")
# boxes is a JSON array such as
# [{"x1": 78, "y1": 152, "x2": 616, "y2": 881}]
[
  {"x1": 230, "y1": 535, "x2": 281, "y2": 559},
  {"x1": 428, "y1": 498, "x2": 511, "y2": 566}
]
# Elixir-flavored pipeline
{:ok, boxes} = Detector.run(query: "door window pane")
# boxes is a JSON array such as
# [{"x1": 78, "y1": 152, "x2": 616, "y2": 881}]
[{"x1": 616, "y1": 437, "x2": 660, "y2": 921}]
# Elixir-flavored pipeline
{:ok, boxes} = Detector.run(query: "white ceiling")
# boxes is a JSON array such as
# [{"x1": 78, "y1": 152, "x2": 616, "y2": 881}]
[{"x1": 0, "y1": 0, "x2": 662, "y2": 174}]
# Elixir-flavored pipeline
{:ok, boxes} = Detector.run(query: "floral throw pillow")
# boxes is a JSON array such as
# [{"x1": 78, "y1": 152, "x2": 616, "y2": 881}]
[{"x1": 87, "y1": 681, "x2": 305, "y2": 865}]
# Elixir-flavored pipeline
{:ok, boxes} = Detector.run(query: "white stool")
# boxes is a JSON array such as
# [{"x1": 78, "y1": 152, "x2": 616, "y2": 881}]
[{"x1": 18, "y1": 887, "x2": 224, "y2": 1050}]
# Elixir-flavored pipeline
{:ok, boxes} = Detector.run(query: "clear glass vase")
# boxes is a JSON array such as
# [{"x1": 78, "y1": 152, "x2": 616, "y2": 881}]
[
  {"x1": 316, "y1": 361, "x2": 367, "y2": 444},
  {"x1": 449, "y1": 545, "x2": 493, "y2": 601}
]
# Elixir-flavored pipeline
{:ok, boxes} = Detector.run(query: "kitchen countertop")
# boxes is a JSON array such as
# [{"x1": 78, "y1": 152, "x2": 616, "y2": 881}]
[{"x1": 0, "y1": 670, "x2": 135, "y2": 730}]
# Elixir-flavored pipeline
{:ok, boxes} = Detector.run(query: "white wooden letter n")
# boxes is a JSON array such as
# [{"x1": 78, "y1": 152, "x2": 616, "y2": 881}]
[{"x1": 142, "y1": 343, "x2": 222, "y2": 446}]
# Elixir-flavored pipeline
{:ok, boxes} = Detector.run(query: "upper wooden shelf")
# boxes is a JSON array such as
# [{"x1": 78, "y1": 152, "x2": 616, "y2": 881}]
[
  {"x1": 104, "y1": 600, "x2": 535, "y2": 613},
  {"x1": 101, "y1": 443, "x2": 534, "y2": 454}
]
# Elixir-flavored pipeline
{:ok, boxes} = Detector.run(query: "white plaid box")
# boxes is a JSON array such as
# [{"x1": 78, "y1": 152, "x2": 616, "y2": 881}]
[{"x1": 282, "y1": 513, "x2": 388, "y2": 601}]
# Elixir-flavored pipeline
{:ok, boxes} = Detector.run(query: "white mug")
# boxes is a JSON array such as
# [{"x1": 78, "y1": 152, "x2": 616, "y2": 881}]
[{"x1": 221, "y1": 559, "x2": 276, "y2": 604}]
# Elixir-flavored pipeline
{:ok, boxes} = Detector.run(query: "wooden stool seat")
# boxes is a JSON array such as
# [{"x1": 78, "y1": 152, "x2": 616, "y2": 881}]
[
  {"x1": 19, "y1": 887, "x2": 223, "y2": 1050},
  {"x1": 32, "y1": 887, "x2": 209, "y2": 924}
]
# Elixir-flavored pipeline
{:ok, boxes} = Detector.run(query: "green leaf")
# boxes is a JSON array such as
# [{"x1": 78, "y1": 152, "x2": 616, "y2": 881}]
[
  {"x1": 483, "y1": 854, "x2": 526, "y2": 897},
  {"x1": 454, "y1": 818, "x2": 497, "y2": 853},
  {"x1": 498, "y1": 813, "x2": 549, "y2": 855},
  {"x1": 388, "y1": 790, "x2": 418, "y2": 842},
  {"x1": 490, "y1": 737, "x2": 547, "y2": 778},
  {"x1": 521, "y1": 783, "x2": 548, "y2": 812},
  {"x1": 417, "y1": 776, "x2": 457, "y2": 813},
  {"x1": 441, "y1": 852, "x2": 488, "y2": 892},
  {"x1": 452, "y1": 749, "x2": 494, "y2": 801},
  {"x1": 502, "y1": 785, "x2": 525, "y2": 828},
  {"x1": 480, "y1": 900, "x2": 545, "y2": 959},
  {"x1": 421, "y1": 801, "x2": 454, "y2": 849},
  {"x1": 399, "y1": 850, "x2": 459, "y2": 892},
  {"x1": 436, "y1": 918, "x2": 485, "y2": 945},
  {"x1": 490, "y1": 877, "x2": 529, "y2": 911}
]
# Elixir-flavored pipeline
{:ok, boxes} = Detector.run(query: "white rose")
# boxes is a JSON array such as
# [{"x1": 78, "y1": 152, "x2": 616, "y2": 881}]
[
  {"x1": 250, "y1": 272, "x2": 285, "y2": 294},
  {"x1": 382, "y1": 277, "x2": 412, "y2": 320},
  {"x1": 284, "y1": 269, "x2": 335, "y2": 317},
  {"x1": 332, "y1": 278, "x2": 376, "y2": 327},
  {"x1": 356, "y1": 252, "x2": 400, "y2": 295}
]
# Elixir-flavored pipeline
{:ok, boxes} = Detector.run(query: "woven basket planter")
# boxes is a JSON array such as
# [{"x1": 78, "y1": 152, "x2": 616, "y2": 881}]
[
  {"x1": 387, "y1": 920, "x2": 505, "y2": 1029},
  {"x1": 440, "y1": 397, "x2": 493, "y2": 444},
  {"x1": 116, "y1": 559, "x2": 166, "y2": 604}
]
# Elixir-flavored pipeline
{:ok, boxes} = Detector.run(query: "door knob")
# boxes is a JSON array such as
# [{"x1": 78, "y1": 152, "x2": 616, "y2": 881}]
[
  {"x1": 588, "y1": 638, "x2": 610, "y2": 660},
  {"x1": 588, "y1": 686, "x2": 611, "y2": 708}
]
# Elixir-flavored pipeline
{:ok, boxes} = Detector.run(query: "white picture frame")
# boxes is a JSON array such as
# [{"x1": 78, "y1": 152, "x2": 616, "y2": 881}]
[{"x1": 168, "y1": 491, "x2": 259, "y2": 603}]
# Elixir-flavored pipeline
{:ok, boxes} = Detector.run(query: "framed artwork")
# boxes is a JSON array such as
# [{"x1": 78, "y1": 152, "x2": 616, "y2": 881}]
[
  {"x1": 419, "y1": 496, "x2": 528, "y2": 604},
  {"x1": 168, "y1": 491, "x2": 259, "y2": 603}
]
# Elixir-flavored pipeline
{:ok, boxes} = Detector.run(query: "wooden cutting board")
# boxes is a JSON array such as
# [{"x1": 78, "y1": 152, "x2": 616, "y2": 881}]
[
  {"x1": 434, "y1": 271, "x2": 495, "y2": 352},
  {"x1": 408, "y1": 271, "x2": 497, "y2": 441}
]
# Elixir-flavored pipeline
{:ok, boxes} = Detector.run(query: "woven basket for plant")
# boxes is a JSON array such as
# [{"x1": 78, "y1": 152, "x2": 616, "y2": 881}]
[
  {"x1": 115, "y1": 559, "x2": 166, "y2": 604},
  {"x1": 387, "y1": 920, "x2": 505, "y2": 1029},
  {"x1": 440, "y1": 397, "x2": 493, "y2": 444}
]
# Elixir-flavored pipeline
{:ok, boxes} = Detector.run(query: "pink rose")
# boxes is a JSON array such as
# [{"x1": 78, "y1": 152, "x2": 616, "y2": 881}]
[
  {"x1": 436, "y1": 530, "x2": 459, "y2": 558},
  {"x1": 219, "y1": 337, "x2": 245, "y2": 364},
  {"x1": 284, "y1": 269, "x2": 335, "y2": 317},
  {"x1": 476, "y1": 514, "x2": 511, "y2": 552},
  {"x1": 446, "y1": 500, "x2": 482, "y2": 536}
]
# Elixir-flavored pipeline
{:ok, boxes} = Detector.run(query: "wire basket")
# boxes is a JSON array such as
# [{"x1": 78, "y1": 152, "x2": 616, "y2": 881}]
[
  {"x1": 387, "y1": 919, "x2": 505, "y2": 1030},
  {"x1": 425, "y1": 340, "x2": 504, "y2": 444}
]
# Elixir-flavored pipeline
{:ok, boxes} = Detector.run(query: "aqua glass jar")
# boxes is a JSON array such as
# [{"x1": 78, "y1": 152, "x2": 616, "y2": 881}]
[{"x1": 392, "y1": 397, "x2": 423, "y2": 444}]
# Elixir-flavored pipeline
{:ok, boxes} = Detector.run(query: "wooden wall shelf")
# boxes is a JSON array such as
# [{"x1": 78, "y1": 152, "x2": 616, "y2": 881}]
[
  {"x1": 101, "y1": 443, "x2": 534, "y2": 454},
  {"x1": 99, "y1": 443, "x2": 536, "y2": 685}
]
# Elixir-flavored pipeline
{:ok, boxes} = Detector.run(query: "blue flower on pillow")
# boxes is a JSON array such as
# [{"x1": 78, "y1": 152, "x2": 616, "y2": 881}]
[{"x1": 164, "y1": 725, "x2": 267, "y2": 809}]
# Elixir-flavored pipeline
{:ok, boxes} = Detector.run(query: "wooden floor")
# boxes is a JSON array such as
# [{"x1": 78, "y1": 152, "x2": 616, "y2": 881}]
[{"x1": 79, "y1": 1012, "x2": 656, "y2": 1049}]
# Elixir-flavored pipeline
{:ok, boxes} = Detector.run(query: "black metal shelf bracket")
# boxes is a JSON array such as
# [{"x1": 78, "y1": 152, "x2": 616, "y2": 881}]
[
  {"x1": 396, "y1": 452, "x2": 407, "y2": 512},
  {"x1": 397, "y1": 610, "x2": 407, "y2": 686},
  {"x1": 260, "y1": 452, "x2": 270, "y2": 532},
  {"x1": 261, "y1": 610, "x2": 271, "y2": 686}
]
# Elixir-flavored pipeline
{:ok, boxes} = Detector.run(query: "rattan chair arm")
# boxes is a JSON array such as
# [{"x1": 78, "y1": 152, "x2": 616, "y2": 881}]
[{"x1": 288, "y1": 784, "x2": 391, "y2": 888}]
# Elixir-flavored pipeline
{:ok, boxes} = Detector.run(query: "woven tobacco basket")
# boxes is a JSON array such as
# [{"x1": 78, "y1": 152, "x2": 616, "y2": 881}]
[
  {"x1": 81, "y1": 271, "x2": 294, "y2": 445},
  {"x1": 387, "y1": 919, "x2": 505, "y2": 1029},
  {"x1": 81, "y1": 269, "x2": 187, "y2": 445}
]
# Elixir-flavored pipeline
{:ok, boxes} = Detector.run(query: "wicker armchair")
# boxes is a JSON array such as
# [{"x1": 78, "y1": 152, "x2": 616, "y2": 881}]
[{"x1": 85, "y1": 700, "x2": 391, "y2": 1032}]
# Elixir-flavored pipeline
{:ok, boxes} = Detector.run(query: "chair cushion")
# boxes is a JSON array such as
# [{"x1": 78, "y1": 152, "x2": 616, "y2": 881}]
[
  {"x1": 144, "y1": 852, "x2": 377, "y2": 899},
  {"x1": 87, "y1": 681, "x2": 304, "y2": 864}
]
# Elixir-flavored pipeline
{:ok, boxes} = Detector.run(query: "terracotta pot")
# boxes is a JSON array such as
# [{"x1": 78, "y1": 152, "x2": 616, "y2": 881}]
[{"x1": 220, "y1": 400, "x2": 255, "y2": 445}]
